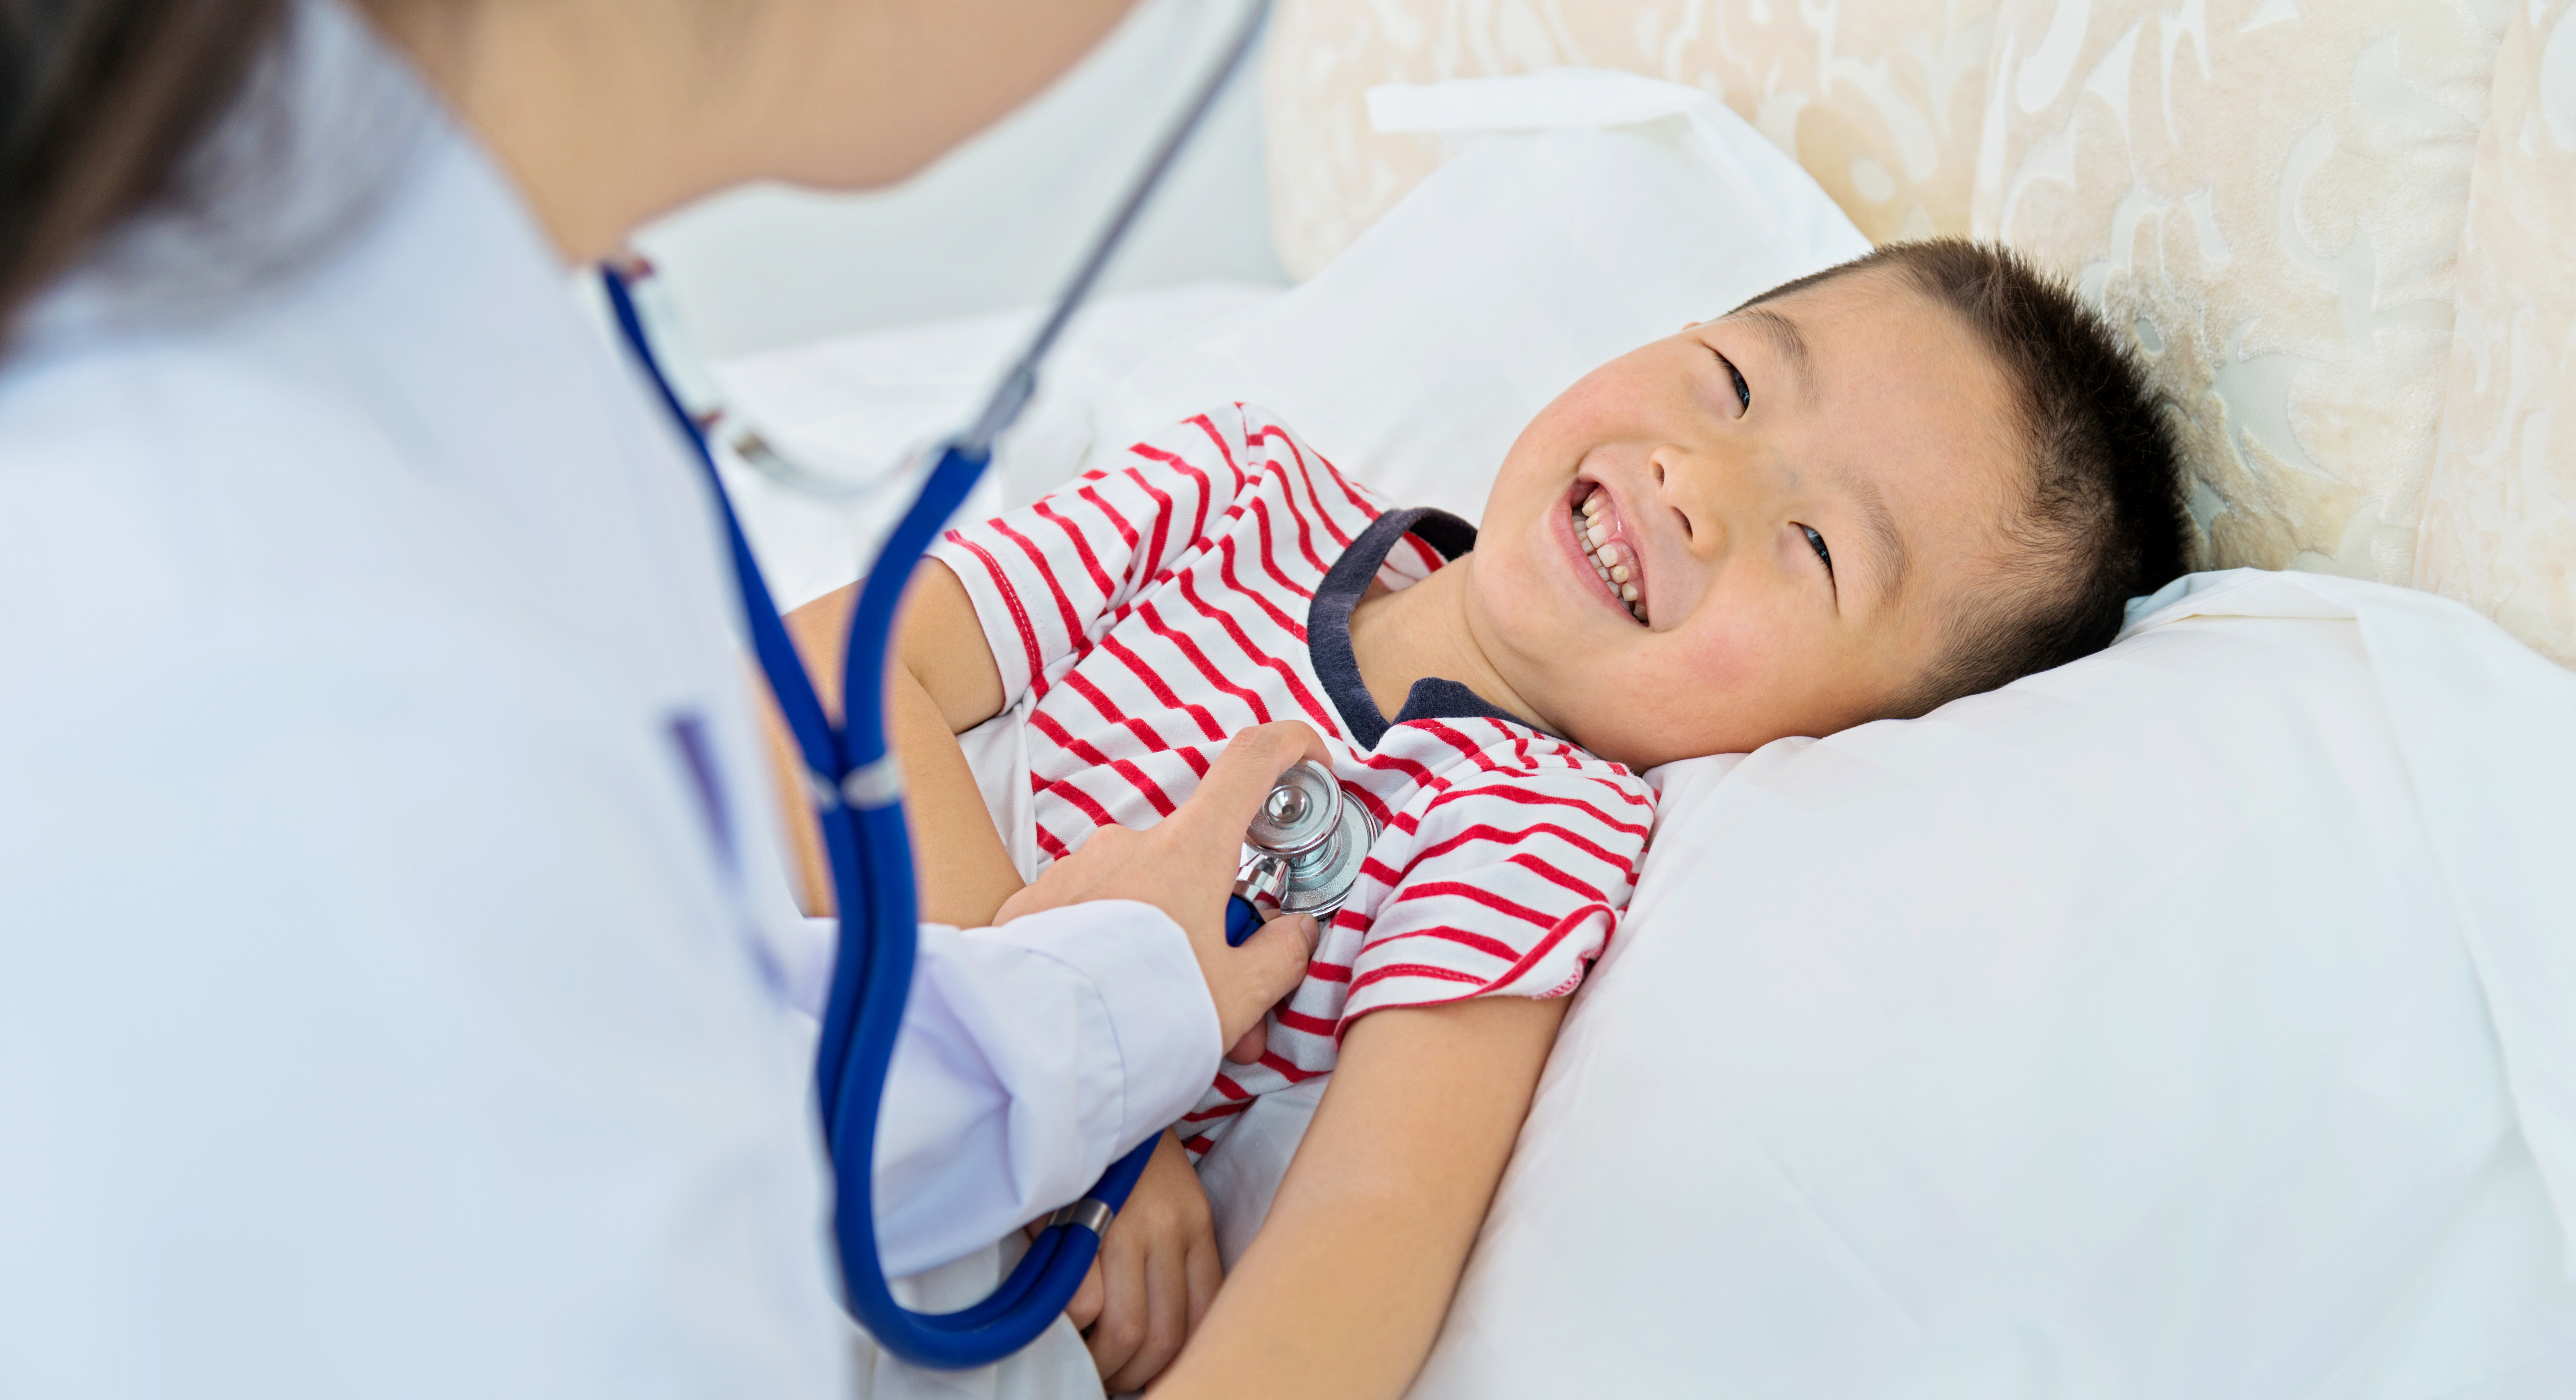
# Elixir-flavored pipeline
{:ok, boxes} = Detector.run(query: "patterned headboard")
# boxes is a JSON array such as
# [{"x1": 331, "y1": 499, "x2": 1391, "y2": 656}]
[{"x1": 1262, "y1": 0, "x2": 2576, "y2": 666}]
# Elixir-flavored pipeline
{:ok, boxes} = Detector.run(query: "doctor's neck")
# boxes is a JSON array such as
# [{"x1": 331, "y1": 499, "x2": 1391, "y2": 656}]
[
  {"x1": 369, "y1": 0, "x2": 1136, "y2": 261},
  {"x1": 0, "y1": 0, "x2": 1136, "y2": 337}
]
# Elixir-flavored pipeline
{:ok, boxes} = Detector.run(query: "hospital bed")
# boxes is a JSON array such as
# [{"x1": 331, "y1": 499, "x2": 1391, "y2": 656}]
[{"x1": 666, "y1": 2, "x2": 2576, "y2": 1394}]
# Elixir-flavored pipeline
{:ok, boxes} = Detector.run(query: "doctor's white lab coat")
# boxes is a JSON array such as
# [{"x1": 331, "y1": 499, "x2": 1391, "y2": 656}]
[{"x1": 0, "y1": 4, "x2": 1219, "y2": 1394}]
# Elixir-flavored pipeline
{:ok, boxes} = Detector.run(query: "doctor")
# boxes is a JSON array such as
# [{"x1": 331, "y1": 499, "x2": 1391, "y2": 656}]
[{"x1": 0, "y1": 0, "x2": 1317, "y2": 1393}]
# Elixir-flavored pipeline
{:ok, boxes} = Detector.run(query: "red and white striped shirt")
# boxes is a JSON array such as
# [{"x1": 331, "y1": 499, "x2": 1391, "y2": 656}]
[{"x1": 929, "y1": 404, "x2": 1656, "y2": 1157}]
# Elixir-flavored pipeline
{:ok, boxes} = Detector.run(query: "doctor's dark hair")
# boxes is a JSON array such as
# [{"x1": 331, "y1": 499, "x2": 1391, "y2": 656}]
[
  {"x1": 0, "y1": 0, "x2": 289, "y2": 338},
  {"x1": 1736, "y1": 238, "x2": 2192, "y2": 716}
]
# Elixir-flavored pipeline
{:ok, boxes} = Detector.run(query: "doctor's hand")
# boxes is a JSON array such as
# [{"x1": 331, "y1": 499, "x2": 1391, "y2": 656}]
[
  {"x1": 1056, "y1": 1128, "x2": 1220, "y2": 1391},
  {"x1": 993, "y1": 722, "x2": 1327, "y2": 1056}
]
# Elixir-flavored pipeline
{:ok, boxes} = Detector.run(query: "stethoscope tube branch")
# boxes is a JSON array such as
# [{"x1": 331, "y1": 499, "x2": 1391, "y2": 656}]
[
  {"x1": 591, "y1": 0, "x2": 1273, "y2": 1368},
  {"x1": 609, "y1": 270, "x2": 1156, "y2": 1366},
  {"x1": 958, "y1": 0, "x2": 1273, "y2": 459}
]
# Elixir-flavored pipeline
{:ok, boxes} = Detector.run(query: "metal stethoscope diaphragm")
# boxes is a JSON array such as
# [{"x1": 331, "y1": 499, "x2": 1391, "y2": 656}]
[{"x1": 1224, "y1": 762, "x2": 1377, "y2": 944}]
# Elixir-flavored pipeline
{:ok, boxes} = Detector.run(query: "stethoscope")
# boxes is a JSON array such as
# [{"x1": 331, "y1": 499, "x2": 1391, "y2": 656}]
[{"x1": 600, "y1": 0, "x2": 1364, "y2": 1370}]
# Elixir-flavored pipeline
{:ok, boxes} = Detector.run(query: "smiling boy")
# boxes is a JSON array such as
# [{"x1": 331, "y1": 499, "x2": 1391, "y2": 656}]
[{"x1": 771, "y1": 239, "x2": 2189, "y2": 1397}]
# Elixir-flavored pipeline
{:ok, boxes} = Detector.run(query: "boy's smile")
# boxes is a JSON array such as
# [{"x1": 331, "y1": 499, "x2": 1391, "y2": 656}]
[
  {"x1": 1355, "y1": 270, "x2": 2034, "y2": 771},
  {"x1": 1564, "y1": 479, "x2": 1653, "y2": 624}
]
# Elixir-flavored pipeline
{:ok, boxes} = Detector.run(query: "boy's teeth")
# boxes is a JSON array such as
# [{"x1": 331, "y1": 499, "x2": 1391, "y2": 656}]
[{"x1": 1574, "y1": 489, "x2": 1647, "y2": 624}]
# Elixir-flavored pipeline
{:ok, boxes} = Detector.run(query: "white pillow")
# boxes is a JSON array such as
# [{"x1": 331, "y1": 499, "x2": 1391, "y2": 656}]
[
  {"x1": 704, "y1": 280, "x2": 1279, "y2": 610},
  {"x1": 1416, "y1": 570, "x2": 2576, "y2": 1398},
  {"x1": 1086, "y1": 69, "x2": 1872, "y2": 522}
]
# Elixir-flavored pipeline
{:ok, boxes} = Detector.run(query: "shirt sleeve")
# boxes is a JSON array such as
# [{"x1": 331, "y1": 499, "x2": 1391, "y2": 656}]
[
  {"x1": 864, "y1": 903, "x2": 1223, "y2": 1278},
  {"x1": 1336, "y1": 724, "x2": 1659, "y2": 1028},
  {"x1": 926, "y1": 407, "x2": 1260, "y2": 705}
]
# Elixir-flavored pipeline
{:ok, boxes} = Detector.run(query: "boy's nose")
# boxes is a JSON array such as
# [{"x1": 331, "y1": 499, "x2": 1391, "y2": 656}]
[
  {"x1": 1655, "y1": 439, "x2": 1798, "y2": 563},
  {"x1": 1650, "y1": 446, "x2": 1735, "y2": 559}
]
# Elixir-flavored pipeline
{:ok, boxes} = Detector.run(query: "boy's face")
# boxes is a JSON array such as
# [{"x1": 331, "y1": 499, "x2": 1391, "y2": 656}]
[{"x1": 1465, "y1": 271, "x2": 2028, "y2": 768}]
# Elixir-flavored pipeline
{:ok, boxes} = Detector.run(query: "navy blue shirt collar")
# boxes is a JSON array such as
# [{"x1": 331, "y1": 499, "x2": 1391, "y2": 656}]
[{"x1": 1306, "y1": 506, "x2": 1532, "y2": 750}]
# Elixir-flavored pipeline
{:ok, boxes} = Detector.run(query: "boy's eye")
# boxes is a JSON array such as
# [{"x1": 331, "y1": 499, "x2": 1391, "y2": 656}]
[
  {"x1": 1719, "y1": 352, "x2": 1751, "y2": 413},
  {"x1": 1801, "y1": 524, "x2": 1833, "y2": 575}
]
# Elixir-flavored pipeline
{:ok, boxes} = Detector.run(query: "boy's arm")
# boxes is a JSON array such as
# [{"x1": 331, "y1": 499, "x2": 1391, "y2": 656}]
[
  {"x1": 756, "y1": 562, "x2": 1027, "y2": 927},
  {"x1": 1150, "y1": 994, "x2": 1570, "y2": 1399}
]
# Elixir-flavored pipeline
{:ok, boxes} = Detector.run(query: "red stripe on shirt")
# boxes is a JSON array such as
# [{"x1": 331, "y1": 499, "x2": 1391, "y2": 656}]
[
  {"x1": 1187, "y1": 412, "x2": 1250, "y2": 493},
  {"x1": 1391, "y1": 878, "x2": 1563, "y2": 932},
  {"x1": 945, "y1": 532, "x2": 1046, "y2": 699},
  {"x1": 1346, "y1": 960, "x2": 1486, "y2": 994},
  {"x1": 1028, "y1": 708, "x2": 1180, "y2": 817},
  {"x1": 1099, "y1": 634, "x2": 1231, "y2": 742},
  {"x1": 1061, "y1": 671, "x2": 1212, "y2": 777},
  {"x1": 1402, "y1": 821, "x2": 1638, "y2": 887},
  {"x1": 1175, "y1": 571, "x2": 1338, "y2": 733},
  {"x1": 1217, "y1": 528, "x2": 1309, "y2": 639},
  {"x1": 1076, "y1": 482, "x2": 1140, "y2": 556},
  {"x1": 1425, "y1": 782, "x2": 1654, "y2": 840},
  {"x1": 1033, "y1": 498, "x2": 1115, "y2": 600},
  {"x1": 1369, "y1": 923, "x2": 1525, "y2": 963},
  {"x1": 1136, "y1": 599, "x2": 1277, "y2": 725},
  {"x1": 1253, "y1": 422, "x2": 1362, "y2": 552},
  {"x1": 1129, "y1": 442, "x2": 1215, "y2": 563},
  {"x1": 1116, "y1": 460, "x2": 1180, "y2": 584},
  {"x1": 992, "y1": 517, "x2": 1088, "y2": 651}
]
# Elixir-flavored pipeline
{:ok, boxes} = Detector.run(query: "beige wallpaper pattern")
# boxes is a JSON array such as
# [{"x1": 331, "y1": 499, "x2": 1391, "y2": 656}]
[
  {"x1": 1262, "y1": 0, "x2": 2003, "y2": 279},
  {"x1": 1976, "y1": 0, "x2": 2503, "y2": 583},
  {"x1": 1264, "y1": 0, "x2": 2576, "y2": 661},
  {"x1": 2417, "y1": 0, "x2": 2576, "y2": 665}
]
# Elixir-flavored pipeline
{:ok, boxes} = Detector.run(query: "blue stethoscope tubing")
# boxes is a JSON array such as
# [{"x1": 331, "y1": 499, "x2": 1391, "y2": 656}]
[{"x1": 600, "y1": 0, "x2": 1270, "y2": 1370}]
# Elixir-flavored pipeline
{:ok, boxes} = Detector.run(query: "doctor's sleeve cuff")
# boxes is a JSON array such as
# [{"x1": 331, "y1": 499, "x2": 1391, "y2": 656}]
[
  {"x1": 866, "y1": 902, "x2": 1222, "y2": 1275},
  {"x1": 962, "y1": 900, "x2": 1224, "y2": 1152}
]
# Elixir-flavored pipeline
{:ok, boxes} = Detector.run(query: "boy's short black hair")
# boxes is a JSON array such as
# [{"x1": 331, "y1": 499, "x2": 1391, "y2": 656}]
[{"x1": 1738, "y1": 238, "x2": 2192, "y2": 716}]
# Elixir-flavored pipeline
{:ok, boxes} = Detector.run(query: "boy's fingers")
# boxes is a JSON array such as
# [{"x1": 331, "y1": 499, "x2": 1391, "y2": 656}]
[
  {"x1": 1107, "y1": 1239, "x2": 1192, "y2": 1392},
  {"x1": 1184, "y1": 1234, "x2": 1223, "y2": 1334},
  {"x1": 1084, "y1": 1235, "x2": 1144, "y2": 1378},
  {"x1": 1064, "y1": 1256, "x2": 1104, "y2": 1331}
]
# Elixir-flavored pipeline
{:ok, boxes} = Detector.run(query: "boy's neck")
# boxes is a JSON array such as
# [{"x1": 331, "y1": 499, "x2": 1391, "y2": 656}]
[{"x1": 1346, "y1": 560, "x2": 1550, "y2": 735}]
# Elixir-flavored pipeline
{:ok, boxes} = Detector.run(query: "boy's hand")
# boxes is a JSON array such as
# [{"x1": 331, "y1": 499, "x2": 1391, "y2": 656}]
[
  {"x1": 994, "y1": 722, "x2": 1329, "y2": 1053},
  {"x1": 1062, "y1": 1128, "x2": 1220, "y2": 1391}
]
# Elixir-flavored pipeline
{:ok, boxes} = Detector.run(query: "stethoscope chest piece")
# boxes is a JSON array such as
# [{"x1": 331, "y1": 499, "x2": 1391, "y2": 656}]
[{"x1": 1237, "y1": 761, "x2": 1378, "y2": 920}]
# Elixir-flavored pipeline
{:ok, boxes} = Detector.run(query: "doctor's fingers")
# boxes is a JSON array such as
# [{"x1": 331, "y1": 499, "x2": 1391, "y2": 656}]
[
  {"x1": 1224, "y1": 910, "x2": 1322, "y2": 1064},
  {"x1": 1209, "y1": 911, "x2": 1320, "y2": 1055},
  {"x1": 1161, "y1": 722, "x2": 1331, "y2": 869}
]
